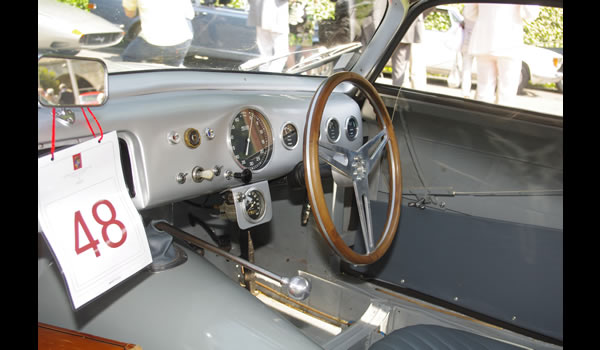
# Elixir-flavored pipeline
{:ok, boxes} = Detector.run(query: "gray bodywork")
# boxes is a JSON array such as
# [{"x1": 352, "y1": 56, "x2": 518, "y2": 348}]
[{"x1": 38, "y1": 234, "x2": 322, "y2": 350}]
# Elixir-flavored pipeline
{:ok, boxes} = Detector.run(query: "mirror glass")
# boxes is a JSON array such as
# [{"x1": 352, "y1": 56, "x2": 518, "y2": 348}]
[{"x1": 38, "y1": 56, "x2": 108, "y2": 107}]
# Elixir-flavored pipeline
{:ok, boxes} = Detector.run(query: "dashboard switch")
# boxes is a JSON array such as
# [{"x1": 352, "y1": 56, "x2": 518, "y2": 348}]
[
  {"x1": 205, "y1": 128, "x2": 215, "y2": 140},
  {"x1": 191, "y1": 166, "x2": 215, "y2": 182},
  {"x1": 233, "y1": 169, "x2": 252, "y2": 184},
  {"x1": 176, "y1": 172, "x2": 187, "y2": 184},
  {"x1": 168, "y1": 131, "x2": 181, "y2": 144}
]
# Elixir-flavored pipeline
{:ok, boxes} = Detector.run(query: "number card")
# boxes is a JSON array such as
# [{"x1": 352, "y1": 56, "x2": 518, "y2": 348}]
[{"x1": 38, "y1": 131, "x2": 152, "y2": 309}]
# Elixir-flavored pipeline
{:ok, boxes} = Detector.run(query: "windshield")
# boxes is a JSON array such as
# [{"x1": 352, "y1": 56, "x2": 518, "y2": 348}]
[{"x1": 38, "y1": 0, "x2": 381, "y2": 75}]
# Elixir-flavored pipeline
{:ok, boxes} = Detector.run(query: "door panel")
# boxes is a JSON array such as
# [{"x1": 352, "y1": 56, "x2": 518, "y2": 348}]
[{"x1": 351, "y1": 85, "x2": 563, "y2": 342}]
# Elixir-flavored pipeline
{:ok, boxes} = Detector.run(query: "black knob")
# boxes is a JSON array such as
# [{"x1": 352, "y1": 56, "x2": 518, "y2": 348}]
[{"x1": 233, "y1": 169, "x2": 252, "y2": 184}]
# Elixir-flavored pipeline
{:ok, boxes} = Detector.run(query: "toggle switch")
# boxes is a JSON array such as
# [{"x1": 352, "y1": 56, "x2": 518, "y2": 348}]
[{"x1": 192, "y1": 166, "x2": 215, "y2": 182}]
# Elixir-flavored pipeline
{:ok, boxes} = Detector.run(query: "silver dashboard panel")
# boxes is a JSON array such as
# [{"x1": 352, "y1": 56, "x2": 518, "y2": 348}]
[{"x1": 38, "y1": 70, "x2": 363, "y2": 210}]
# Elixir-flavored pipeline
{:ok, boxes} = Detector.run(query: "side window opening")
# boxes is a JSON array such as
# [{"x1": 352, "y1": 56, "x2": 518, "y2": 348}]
[{"x1": 376, "y1": 3, "x2": 563, "y2": 117}]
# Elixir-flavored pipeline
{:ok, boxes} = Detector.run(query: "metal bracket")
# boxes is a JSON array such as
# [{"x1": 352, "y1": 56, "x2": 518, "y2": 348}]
[
  {"x1": 55, "y1": 108, "x2": 76, "y2": 126},
  {"x1": 405, "y1": 187, "x2": 452, "y2": 210},
  {"x1": 408, "y1": 197, "x2": 429, "y2": 210}
]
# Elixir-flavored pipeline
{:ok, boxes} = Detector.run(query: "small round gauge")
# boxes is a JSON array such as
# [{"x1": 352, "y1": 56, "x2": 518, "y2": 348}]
[
  {"x1": 184, "y1": 128, "x2": 201, "y2": 148},
  {"x1": 326, "y1": 118, "x2": 340, "y2": 143},
  {"x1": 346, "y1": 116, "x2": 358, "y2": 141},
  {"x1": 244, "y1": 189, "x2": 266, "y2": 221},
  {"x1": 281, "y1": 123, "x2": 298, "y2": 149},
  {"x1": 229, "y1": 108, "x2": 273, "y2": 171}
]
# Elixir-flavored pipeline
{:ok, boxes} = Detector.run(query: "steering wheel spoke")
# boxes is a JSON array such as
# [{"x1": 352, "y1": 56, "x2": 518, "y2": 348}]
[
  {"x1": 353, "y1": 177, "x2": 375, "y2": 254},
  {"x1": 358, "y1": 128, "x2": 389, "y2": 173},
  {"x1": 319, "y1": 141, "x2": 354, "y2": 177}
]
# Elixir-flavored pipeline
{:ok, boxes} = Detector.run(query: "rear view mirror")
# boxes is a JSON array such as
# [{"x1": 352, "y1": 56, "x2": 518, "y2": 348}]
[{"x1": 38, "y1": 55, "x2": 108, "y2": 107}]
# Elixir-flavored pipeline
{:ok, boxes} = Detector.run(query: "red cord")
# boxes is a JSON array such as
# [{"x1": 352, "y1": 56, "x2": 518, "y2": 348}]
[
  {"x1": 81, "y1": 107, "x2": 96, "y2": 137},
  {"x1": 87, "y1": 107, "x2": 103, "y2": 143},
  {"x1": 50, "y1": 107, "x2": 103, "y2": 161},
  {"x1": 51, "y1": 108, "x2": 56, "y2": 160}
]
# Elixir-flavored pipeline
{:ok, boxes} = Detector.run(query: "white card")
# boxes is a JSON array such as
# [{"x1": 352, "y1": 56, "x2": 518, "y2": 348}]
[{"x1": 38, "y1": 131, "x2": 152, "y2": 309}]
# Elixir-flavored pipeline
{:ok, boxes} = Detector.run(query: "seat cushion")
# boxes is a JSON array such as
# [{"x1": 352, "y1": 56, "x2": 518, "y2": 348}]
[{"x1": 370, "y1": 325, "x2": 523, "y2": 350}]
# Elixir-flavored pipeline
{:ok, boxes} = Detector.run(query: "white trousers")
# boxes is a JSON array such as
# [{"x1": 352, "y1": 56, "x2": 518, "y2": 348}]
[
  {"x1": 392, "y1": 43, "x2": 426, "y2": 89},
  {"x1": 475, "y1": 55, "x2": 521, "y2": 105},
  {"x1": 461, "y1": 53, "x2": 474, "y2": 97},
  {"x1": 256, "y1": 27, "x2": 289, "y2": 72}
]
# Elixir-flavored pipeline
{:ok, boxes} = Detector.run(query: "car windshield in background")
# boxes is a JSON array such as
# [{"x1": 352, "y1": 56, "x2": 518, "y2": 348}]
[{"x1": 38, "y1": 0, "x2": 380, "y2": 75}]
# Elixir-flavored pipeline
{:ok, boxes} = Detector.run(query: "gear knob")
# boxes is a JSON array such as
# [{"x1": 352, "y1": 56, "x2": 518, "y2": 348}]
[{"x1": 284, "y1": 276, "x2": 311, "y2": 301}]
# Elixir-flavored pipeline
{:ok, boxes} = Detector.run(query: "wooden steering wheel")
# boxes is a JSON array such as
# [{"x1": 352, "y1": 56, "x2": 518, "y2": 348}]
[{"x1": 303, "y1": 71, "x2": 403, "y2": 265}]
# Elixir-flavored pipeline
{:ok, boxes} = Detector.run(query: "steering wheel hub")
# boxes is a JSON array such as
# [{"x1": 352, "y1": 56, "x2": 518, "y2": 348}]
[{"x1": 351, "y1": 156, "x2": 367, "y2": 180}]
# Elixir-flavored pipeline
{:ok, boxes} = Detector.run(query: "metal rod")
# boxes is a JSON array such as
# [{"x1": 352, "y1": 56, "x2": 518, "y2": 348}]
[
  {"x1": 154, "y1": 222, "x2": 287, "y2": 285},
  {"x1": 452, "y1": 189, "x2": 563, "y2": 196},
  {"x1": 255, "y1": 280, "x2": 350, "y2": 326}
]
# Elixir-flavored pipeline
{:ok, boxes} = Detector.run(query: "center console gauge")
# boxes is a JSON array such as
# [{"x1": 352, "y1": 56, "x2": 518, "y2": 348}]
[
  {"x1": 229, "y1": 108, "x2": 273, "y2": 171},
  {"x1": 231, "y1": 181, "x2": 272, "y2": 229},
  {"x1": 243, "y1": 189, "x2": 266, "y2": 221}
]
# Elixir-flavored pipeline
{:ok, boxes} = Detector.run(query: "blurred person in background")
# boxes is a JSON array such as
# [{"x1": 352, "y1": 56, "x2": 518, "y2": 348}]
[
  {"x1": 392, "y1": 13, "x2": 426, "y2": 89},
  {"x1": 58, "y1": 83, "x2": 74, "y2": 104},
  {"x1": 121, "y1": 0, "x2": 194, "y2": 67},
  {"x1": 248, "y1": 0, "x2": 290, "y2": 72},
  {"x1": 460, "y1": 4, "x2": 476, "y2": 98},
  {"x1": 464, "y1": 3, "x2": 539, "y2": 105}
]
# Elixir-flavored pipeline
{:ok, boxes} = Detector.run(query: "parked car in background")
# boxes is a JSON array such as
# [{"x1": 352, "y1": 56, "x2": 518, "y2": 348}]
[
  {"x1": 38, "y1": 0, "x2": 124, "y2": 55},
  {"x1": 79, "y1": 91, "x2": 103, "y2": 105},
  {"x1": 89, "y1": 0, "x2": 259, "y2": 66},
  {"x1": 419, "y1": 6, "x2": 563, "y2": 93},
  {"x1": 546, "y1": 47, "x2": 563, "y2": 92}
]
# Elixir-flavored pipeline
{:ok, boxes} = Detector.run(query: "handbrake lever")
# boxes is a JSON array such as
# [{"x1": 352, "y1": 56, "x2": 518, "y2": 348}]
[{"x1": 154, "y1": 221, "x2": 311, "y2": 301}]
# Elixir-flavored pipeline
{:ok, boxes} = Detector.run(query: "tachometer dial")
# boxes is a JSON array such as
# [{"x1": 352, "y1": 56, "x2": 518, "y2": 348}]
[{"x1": 229, "y1": 108, "x2": 273, "y2": 171}]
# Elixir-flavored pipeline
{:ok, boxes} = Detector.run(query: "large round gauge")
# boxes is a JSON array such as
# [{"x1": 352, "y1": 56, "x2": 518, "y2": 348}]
[
  {"x1": 229, "y1": 108, "x2": 273, "y2": 171},
  {"x1": 243, "y1": 189, "x2": 266, "y2": 221}
]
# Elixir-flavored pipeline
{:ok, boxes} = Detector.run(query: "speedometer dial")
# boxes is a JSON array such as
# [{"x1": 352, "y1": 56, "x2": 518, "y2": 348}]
[{"x1": 229, "y1": 108, "x2": 273, "y2": 171}]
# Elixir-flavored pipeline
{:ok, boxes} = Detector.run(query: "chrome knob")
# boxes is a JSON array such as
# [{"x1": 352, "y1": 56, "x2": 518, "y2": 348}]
[{"x1": 284, "y1": 276, "x2": 311, "y2": 301}]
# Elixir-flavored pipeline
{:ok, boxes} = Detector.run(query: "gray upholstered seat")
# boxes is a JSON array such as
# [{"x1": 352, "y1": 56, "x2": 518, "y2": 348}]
[{"x1": 370, "y1": 325, "x2": 523, "y2": 350}]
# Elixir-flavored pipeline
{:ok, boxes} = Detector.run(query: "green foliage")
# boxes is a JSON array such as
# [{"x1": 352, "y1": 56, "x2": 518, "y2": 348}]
[
  {"x1": 424, "y1": 10, "x2": 451, "y2": 31},
  {"x1": 524, "y1": 7, "x2": 562, "y2": 48},
  {"x1": 57, "y1": 0, "x2": 90, "y2": 11},
  {"x1": 38, "y1": 67, "x2": 61, "y2": 91},
  {"x1": 302, "y1": 0, "x2": 336, "y2": 23},
  {"x1": 424, "y1": 5, "x2": 562, "y2": 49},
  {"x1": 226, "y1": 0, "x2": 246, "y2": 8},
  {"x1": 289, "y1": 0, "x2": 336, "y2": 46}
]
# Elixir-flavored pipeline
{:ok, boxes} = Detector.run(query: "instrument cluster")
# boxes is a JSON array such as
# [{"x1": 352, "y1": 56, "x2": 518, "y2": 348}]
[{"x1": 225, "y1": 108, "x2": 361, "y2": 174}]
